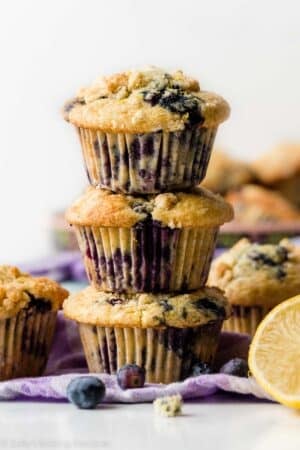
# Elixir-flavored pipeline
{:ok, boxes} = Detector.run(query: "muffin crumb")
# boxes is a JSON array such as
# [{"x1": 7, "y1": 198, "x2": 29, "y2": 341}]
[{"x1": 153, "y1": 394, "x2": 182, "y2": 417}]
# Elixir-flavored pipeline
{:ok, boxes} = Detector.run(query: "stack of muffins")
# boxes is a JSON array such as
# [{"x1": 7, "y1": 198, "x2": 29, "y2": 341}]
[{"x1": 63, "y1": 67, "x2": 233, "y2": 383}]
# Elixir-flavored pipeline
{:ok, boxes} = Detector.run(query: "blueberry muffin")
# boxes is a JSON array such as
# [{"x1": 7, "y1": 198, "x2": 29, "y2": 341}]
[
  {"x1": 202, "y1": 149, "x2": 254, "y2": 194},
  {"x1": 218, "y1": 185, "x2": 300, "y2": 247},
  {"x1": 63, "y1": 286, "x2": 230, "y2": 383},
  {"x1": 252, "y1": 143, "x2": 300, "y2": 208},
  {"x1": 208, "y1": 239, "x2": 300, "y2": 336},
  {"x1": 63, "y1": 66, "x2": 230, "y2": 193},
  {"x1": 225, "y1": 185, "x2": 300, "y2": 224},
  {"x1": 66, "y1": 186, "x2": 233, "y2": 293},
  {"x1": 0, "y1": 266, "x2": 68, "y2": 380}
]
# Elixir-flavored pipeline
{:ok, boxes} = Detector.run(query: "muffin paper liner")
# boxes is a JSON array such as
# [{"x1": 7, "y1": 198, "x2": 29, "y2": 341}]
[
  {"x1": 78, "y1": 321, "x2": 223, "y2": 384},
  {"x1": 0, "y1": 315, "x2": 269, "y2": 401},
  {"x1": 75, "y1": 223, "x2": 218, "y2": 292},
  {"x1": 0, "y1": 307, "x2": 57, "y2": 381},
  {"x1": 222, "y1": 305, "x2": 272, "y2": 337},
  {"x1": 77, "y1": 126, "x2": 217, "y2": 193}
]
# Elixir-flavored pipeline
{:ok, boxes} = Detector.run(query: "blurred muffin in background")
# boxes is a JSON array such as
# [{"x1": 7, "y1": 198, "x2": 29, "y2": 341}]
[
  {"x1": 208, "y1": 238, "x2": 300, "y2": 335},
  {"x1": 252, "y1": 143, "x2": 300, "y2": 208},
  {"x1": 202, "y1": 149, "x2": 254, "y2": 194},
  {"x1": 225, "y1": 185, "x2": 300, "y2": 225}
]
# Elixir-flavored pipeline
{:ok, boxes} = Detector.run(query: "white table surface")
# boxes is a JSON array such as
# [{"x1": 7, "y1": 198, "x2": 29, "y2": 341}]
[{"x1": 0, "y1": 394, "x2": 299, "y2": 450}]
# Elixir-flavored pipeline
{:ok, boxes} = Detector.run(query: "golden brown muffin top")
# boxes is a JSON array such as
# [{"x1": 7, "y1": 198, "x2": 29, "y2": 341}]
[
  {"x1": 202, "y1": 149, "x2": 254, "y2": 194},
  {"x1": 63, "y1": 66, "x2": 230, "y2": 133},
  {"x1": 63, "y1": 286, "x2": 230, "y2": 328},
  {"x1": 208, "y1": 239, "x2": 300, "y2": 307},
  {"x1": 225, "y1": 185, "x2": 300, "y2": 224},
  {"x1": 0, "y1": 265, "x2": 69, "y2": 319},
  {"x1": 66, "y1": 186, "x2": 234, "y2": 229},
  {"x1": 252, "y1": 143, "x2": 300, "y2": 184}
]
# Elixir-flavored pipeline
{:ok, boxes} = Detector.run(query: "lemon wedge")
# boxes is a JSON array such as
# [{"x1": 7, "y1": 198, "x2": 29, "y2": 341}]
[{"x1": 249, "y1": 294, "x2": 300, "y2": 409}]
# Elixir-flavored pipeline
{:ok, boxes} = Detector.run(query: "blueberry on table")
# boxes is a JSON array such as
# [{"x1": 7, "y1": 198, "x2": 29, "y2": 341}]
[
  {"x1": 219, "y1": 358, "x2": 249, "y2": 377},
  {"x1": 117, "y1": 364, "x2": 145, "y2": 389},
  {"x1": 67, "y1": 376, "x2": 106, "y2": 409},
  {"x1": 191, "y1": 362, "x2": 212, "y2": 377}
]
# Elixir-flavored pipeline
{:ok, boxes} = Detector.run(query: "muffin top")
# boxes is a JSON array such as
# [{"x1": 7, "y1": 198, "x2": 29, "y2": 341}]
[
  {"x1": 202, "y1": 150, "x2": 253, "y2": 194},
  {"x1": 66, "y1": 186, "x2": 234, "y2": 229},
  {"x1": 63, "y1": 66, "x2": 230, "y2": 133},
  {"x1": 252, "y1": 143, "x2": 300, "y2": 184},
  {"x1": 225, "y1": 185, "x2": 300, "y2": 224},
  {"x1": 0, "y1": 265, "x2": 69, "y2": 319},
  {"x1": 63, "y1": 286, "x2": 230, "y2": 328},
  {"x1": 208, "y1": 239, "x2": 300, "y2": 307}
]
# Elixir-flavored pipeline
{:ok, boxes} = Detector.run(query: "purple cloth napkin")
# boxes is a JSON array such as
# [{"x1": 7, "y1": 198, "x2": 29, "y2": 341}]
[
  {"x1": 20, "y1": 252, "x2": 87, "y2": 282},
  {"x1": 0, "y1": 313, "x2": 271, "y2": 402}
]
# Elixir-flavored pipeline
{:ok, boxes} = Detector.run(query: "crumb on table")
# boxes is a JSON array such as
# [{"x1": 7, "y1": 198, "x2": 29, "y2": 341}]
[{"x1": 153, "y1": 394, "x2": 182, "y2": 417}]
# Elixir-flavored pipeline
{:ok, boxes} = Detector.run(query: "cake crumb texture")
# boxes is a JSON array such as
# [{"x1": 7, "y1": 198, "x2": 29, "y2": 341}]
[{"x1": 153, "y1": 394, "x2": 182, "y2": 417}]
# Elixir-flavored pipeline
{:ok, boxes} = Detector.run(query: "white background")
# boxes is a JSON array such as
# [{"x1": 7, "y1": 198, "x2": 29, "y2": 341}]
[{"x1": 0, "y1": 0, "x2": 299, "y2": 263}]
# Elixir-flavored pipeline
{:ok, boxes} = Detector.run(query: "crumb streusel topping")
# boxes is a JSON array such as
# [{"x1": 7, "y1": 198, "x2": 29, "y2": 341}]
[
  {"x1": 64, "y1": 66, "x2": 230, "y2": 133},
  {"x1": 66, "y1": 186, "x2": 234, "y2": 229},
  {"x1": 0, "y1": 265, "x2": 68, "y2": 318},
  {"x1": 209, "y1": 239, "x2": 300, "y2": 307},
  {"x1": 63, "y1": 286, "x2": 230, "y2": 328}
]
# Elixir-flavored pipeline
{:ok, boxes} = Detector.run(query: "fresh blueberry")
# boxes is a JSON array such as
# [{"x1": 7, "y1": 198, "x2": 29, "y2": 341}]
[
  {"x1": 191, "y1": 362, "x2": 212, "y2": 376},
  {"x1": 219, "y1": 358, "x2": 249, "y2": 377},
  {"x1": 67, "y1": 376, "x2": 106, "y2": 409},
  {"x1": 117, "y1": 364, "x2": 145, "y2": 389}
]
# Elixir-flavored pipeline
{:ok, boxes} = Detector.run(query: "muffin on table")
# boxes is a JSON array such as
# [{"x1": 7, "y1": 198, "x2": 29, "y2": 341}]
[
  {"x1": 66, "y1": 186, "x2": 233, "y2": 293},
  {"x1": 63, "y1": 66, "x2": 230, "y2": 194},
  {"x1": 208, "y1": 238, "x2": 300, "y2": 336},
  {"x1": 252, "y1": 143, "x2": 300, "y2": 208},
  {"x1": 225, "y1": 185, "x2": 300, "y2": 225},
  {"x1": 202, "y1": 149, "x2": 254, "y2": 194},
  {"x1": 0, "y1": 266, "x2": 68, "y2": 380},
  {"x1": 63, "y1": 286, "x2": 231, "y2": 383}
]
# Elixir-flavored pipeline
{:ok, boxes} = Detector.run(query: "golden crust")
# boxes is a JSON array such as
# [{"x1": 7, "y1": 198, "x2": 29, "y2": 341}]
[
  {"x1": 63, "y1": 67, "x2": 230, "y2": 132},
  {"x1": 63, "y1": 286, "x2": 230, "y2": 328},
  {"x1": 225, "y1": 185, "x2": 300, "y2": 224},
  {"x1": 252, "y1": 143, "x2": 300, "y2": 184},
  {"x1": 202, "y1": 149, "x2": 254, "y2": 194},
  {"x1": 208, "y1": 239, "x2": 300, "y2": 308},
  {"x1": 65, "y1": 186, "x2": 234, "y2": 229},
  {"x1": 0, "y1": 265, "x2": 69, "y2": 319}
]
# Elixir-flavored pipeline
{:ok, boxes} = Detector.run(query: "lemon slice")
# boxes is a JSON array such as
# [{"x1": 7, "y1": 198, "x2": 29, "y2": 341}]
[{"x1": 249, "y1": 295, "x2": 300, "y2": 409}]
